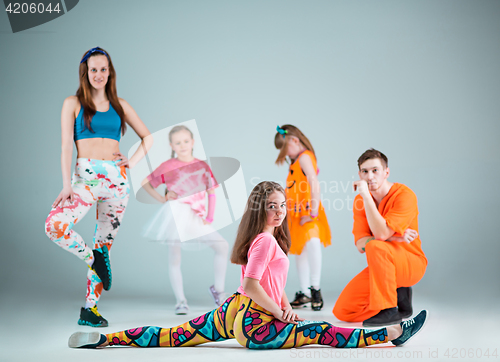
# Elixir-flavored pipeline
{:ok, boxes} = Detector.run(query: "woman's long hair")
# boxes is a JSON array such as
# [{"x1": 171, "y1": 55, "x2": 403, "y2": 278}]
[
  {"x1": 230, "y1": 181, "x2": 290, "y2": 265},
  {"x1": 274, "y1": 124, "x2": 315, "y2": 165},
  {"x1": 76, "y1": 47, "x2": 126, "y2": 135}
]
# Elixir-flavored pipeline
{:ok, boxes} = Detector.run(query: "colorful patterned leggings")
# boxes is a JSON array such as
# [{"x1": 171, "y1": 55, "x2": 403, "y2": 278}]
[
  {"x1": 45, "y1": 158, "x2": 129, "y2": 306},
  {"x1": 106, "y1": 293, "x2": 388, "y2": 349}
]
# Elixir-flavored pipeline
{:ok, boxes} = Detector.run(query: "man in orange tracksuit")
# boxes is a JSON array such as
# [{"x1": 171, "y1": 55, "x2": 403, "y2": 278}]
[{"x1": 333, "y1": 149, "x2": 427, "y2": 327}]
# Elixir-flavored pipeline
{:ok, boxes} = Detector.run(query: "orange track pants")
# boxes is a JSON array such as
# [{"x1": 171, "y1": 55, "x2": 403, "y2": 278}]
[{"x1": 333, "y1": 240, "x2": 427, "y2": 322}]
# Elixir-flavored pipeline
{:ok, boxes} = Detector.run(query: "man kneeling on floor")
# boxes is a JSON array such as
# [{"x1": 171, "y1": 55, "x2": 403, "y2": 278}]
[{"x1": 333, "y1": 148, "x2": 427, "y2": 327}]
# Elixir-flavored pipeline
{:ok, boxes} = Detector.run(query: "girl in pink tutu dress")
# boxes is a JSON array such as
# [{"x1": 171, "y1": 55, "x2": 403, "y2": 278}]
[{"x1": 141, "y1": 125, "x2": 228, "y2": 315}]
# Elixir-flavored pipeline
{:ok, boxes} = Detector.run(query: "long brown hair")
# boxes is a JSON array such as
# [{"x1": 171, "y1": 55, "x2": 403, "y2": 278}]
[
  {"x1": 230, "y1": 181, "x2": 291, "y2": 265},
  {"x1": 76, "y1": 47, "x2": 126, "y2": 135},
  {"x1": 274, "y1": 124, "x2": 315, "y2": 165}
]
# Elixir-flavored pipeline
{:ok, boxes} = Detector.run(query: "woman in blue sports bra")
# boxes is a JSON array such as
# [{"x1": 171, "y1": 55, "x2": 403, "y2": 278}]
[{"x1": 44, "y1": 47, "x2": 153, "y2": 327}]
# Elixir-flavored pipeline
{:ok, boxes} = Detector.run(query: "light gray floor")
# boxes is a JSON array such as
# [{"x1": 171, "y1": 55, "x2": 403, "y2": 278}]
[{"x1": 2, "y1": 290, "x2": 497, "y2": 362}]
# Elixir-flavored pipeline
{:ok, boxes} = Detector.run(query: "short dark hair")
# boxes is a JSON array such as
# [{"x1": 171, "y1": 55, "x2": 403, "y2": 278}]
[{"x1": 357, "y1": 148, "x2": 388, "y2": 169}]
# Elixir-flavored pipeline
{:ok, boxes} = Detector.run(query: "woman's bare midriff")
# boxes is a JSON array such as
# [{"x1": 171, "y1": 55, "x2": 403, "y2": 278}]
[{"x1": 76, "y1": 138, "x2": 120, "y2": 160}]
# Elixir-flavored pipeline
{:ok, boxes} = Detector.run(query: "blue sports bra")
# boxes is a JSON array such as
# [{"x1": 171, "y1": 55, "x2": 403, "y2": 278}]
[{"x1": 74, "y1": 104, "x2": 121, "y2": 142}]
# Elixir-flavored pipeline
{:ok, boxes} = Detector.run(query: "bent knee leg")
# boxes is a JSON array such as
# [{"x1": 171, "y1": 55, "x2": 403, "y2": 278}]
[
  {"x1": 365, "y1": 239, "x2": 391, "y2": 254},
  {"x1": 234, "y1": 329, "x2": 249, "y2": 348},
  {"x1": 333, "y1": 302, "x2": 347, "y2": 321},
  {"x1": 333, "y1": 293, "x2": 361, "y2": 322},
  {"x1": 45, "y1": 212, "x2": 71, "y2": 242}
]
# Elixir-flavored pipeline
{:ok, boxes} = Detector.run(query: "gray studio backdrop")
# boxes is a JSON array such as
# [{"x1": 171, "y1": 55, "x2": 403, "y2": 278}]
[{"x1": 1, "y1": 0, "x2": 499, "y2": 312}]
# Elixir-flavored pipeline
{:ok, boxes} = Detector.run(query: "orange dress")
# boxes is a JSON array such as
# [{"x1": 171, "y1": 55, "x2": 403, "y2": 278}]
[
  {"x1": 333, "y1": 183, "x2": 428, "y2": 322},
  {"x1": 285, "y1": 150, "x2": 331, "y2": 255}
]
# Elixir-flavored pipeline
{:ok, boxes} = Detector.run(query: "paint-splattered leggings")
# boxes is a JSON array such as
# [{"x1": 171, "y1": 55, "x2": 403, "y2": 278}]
[
  {"x1": 45, "y1": 158, "x2": 129, "y2": 306},
  {"x1": 106, "y1": 293, "x2": 388, "y2": 349}
]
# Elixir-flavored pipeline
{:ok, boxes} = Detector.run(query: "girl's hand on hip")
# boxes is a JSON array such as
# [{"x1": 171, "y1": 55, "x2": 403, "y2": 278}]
[
  {"x1": 166, "y1": 191, "x2": 178, "y2": 201},
  {"x1": 113, "y1": 152, "x2": 130, "y2": 168},
  {"x1": 52, "y1": 186, "x2": 74, "y2": 209}
]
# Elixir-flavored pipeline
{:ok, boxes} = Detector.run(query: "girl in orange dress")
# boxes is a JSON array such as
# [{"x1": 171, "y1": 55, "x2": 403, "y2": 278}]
[{"x1": 274, "y1": 125, "x2": 331, "y2": 311}]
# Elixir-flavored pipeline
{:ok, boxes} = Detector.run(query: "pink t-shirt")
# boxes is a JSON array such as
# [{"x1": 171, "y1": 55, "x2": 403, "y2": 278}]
[
  {"x1": 147, "y1": 158, "x2": 218, "y2": 217},
  {"x1": 236, "y1": 232, "x2": 289, "y2": 308}
]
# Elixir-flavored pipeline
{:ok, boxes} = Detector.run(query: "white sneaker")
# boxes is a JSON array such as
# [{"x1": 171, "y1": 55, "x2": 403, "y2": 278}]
[
  {"x1": 68, "y1": 332, "x2": 104, "y2": 348},
  {"x1": 209, "y1": 285, "x2": 226, "y2": 307},
  {"x1": 175, "y1": 300, "x2": 189, "y2": 315}
]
